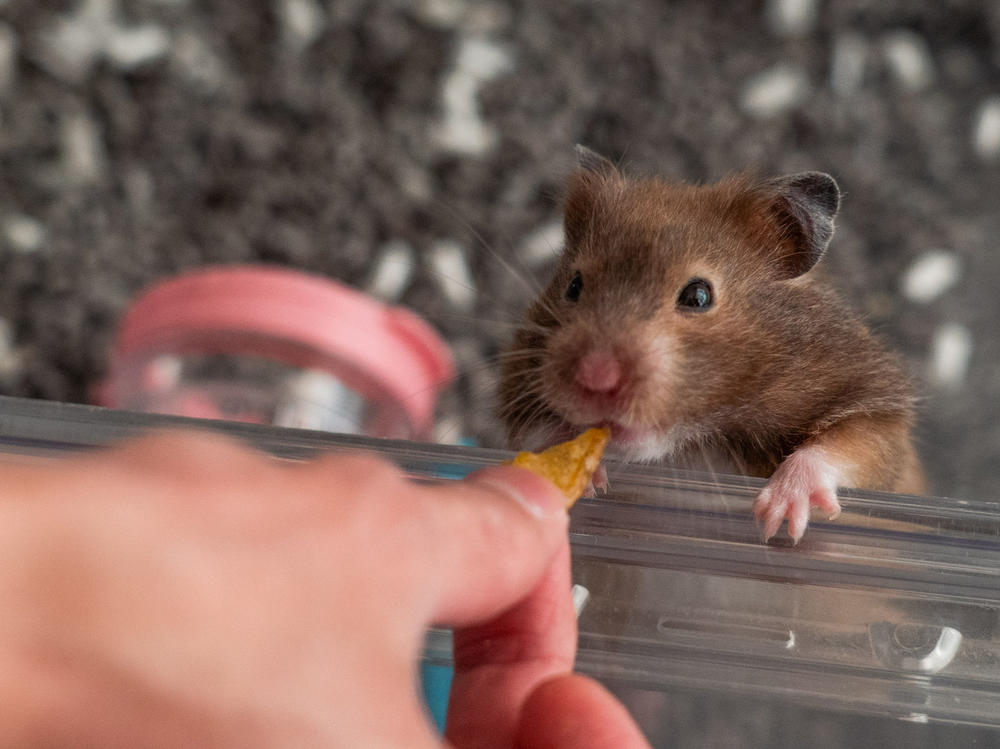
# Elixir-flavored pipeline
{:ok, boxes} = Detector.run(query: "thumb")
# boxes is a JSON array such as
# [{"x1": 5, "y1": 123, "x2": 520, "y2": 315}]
[{"x1": 515, "y1": 674, "x2": 652, "y2": 749}]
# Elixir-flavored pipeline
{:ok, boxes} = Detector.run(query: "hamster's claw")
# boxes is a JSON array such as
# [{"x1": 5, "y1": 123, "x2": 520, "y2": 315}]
[
  {"x1": 752, "y1": 446, "x2": 842, "y2": 544},
  {"x1": 582, "y1": 462, "x2": 610, "y2": 498},
  {"x1": 592, "y1": 462, "x2": 609, "y2": 494}
]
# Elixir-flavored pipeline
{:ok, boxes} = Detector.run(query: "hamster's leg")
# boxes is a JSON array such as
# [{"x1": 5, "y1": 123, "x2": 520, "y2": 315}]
[{"x1": 752, "y1": 414, "x2": 922, "y2": 543}]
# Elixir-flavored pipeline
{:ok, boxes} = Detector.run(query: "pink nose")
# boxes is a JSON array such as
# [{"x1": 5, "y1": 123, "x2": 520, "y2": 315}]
[{"x1": 575, "y1": 351, "x2": 623, "y2": 393}]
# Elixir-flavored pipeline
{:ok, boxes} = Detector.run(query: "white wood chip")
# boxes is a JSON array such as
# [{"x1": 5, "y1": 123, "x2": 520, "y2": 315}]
[
  {"x1": 766, "y1": 0, "x2": 818, "y2": 38},
  {"x1": 280, "y1": 0, "x2": 326, "y2": 50},
  {"x1": 882, "y1": 30, "x2": 935, "y2": 92},
  {"x1": 105, "y1": 25, "x2": 170, "y2": 69},
  {"x1": 433, "y1": 36, "x2": 513, "y2": 155},
  {"x1": 901, "y1": 250, "x2": 961, "y2": 304},
  {"x1": 972, "y1": 97, "x2": 1000, "y2": 161},
  {"x1": 368, "y1": 240, "x2": 416, "y2": 302},
  {"x1": 429, "y1": 239, "x2": 476, "y2": 310},
  {"x1": 519, "y1": 221, "x2": 564, "y2": 267},
  {"x1": 740, "y1": 65, "x2": 810, "y2": 119},
  {"x1": 929, "y1": 323, "x2": 972, "y2": 389},
  {"x1": 3, "y1": 215, "x2": 46, "y2": 253}
]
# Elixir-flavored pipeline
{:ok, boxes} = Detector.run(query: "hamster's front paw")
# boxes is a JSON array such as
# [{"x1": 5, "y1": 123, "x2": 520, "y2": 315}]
[
  {"x1": 753, "y1": 446, "x2": 842, "y2": 543},
  {"x1": 582, "y1": 463, "x2": 609, "y2": 498},
  {"x1": 592, "y1": 462, "x2": 609, "y2": 495}
]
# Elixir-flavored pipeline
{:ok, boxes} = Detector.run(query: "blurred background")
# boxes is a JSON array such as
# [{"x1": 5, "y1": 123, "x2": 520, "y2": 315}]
[
  {"x1": 0, "y1": 0, "x2": 998, "y2": 500},
  {"x1": 4, "y1": 3, "x2": 1000, "y2": 746}
]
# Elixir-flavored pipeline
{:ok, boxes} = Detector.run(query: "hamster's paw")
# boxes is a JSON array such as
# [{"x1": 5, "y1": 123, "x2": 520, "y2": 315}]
[
  {"x1": 753, "y1": 446, "x2": 842, "y2": 543},
  {"x1": 592, "y1": 462, "x2": 609, "y2": 495},
  {"x1": 582, "y1": 463, "x2": 609, "y2": 498}
]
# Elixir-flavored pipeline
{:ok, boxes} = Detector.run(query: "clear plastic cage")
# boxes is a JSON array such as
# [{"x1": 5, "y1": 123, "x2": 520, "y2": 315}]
[{"x1": 2, "y1": 395, "x2": 998, "y2": 747}]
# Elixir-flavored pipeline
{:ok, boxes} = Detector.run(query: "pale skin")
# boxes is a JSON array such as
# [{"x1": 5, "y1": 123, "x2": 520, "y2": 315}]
[{"x1": 0, "y1": 431, "x2": 650, "y2": 748}]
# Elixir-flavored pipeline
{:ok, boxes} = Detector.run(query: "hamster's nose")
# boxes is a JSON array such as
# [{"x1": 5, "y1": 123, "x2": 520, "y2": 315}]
[{"x1": 575, "y1": 350, "x2": 623, "y2": 393}]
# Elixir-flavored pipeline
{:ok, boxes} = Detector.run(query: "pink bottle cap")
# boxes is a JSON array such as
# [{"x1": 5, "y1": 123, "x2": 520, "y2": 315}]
[{"x1": 107, "y1": 265, "x2": 454, "y2": 437}]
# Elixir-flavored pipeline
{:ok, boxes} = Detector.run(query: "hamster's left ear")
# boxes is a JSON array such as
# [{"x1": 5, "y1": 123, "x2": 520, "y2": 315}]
[
  {"x1": 574, "y1": 144, "x2": 620, "y2": 177},
  {"x1": 563, "y1": 146, "x2": 623, "y2": 250},
  {"x1": 760, "y1": 172, "x2": 840, "y2": 279}
]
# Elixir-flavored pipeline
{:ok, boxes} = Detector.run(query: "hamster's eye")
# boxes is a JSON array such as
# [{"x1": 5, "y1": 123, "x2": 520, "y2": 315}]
[
  {"x1": 676, "y1": 278, "x2": 713, "y2": 311},
  {"x1": 565, "y1": 271, "x2": 583, "y2": 302}
]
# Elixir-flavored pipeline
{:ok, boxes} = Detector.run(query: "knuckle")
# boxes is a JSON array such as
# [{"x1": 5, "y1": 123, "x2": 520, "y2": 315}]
[{"x1": 306, "y1": 451, "x2": 410, "y2": 521}]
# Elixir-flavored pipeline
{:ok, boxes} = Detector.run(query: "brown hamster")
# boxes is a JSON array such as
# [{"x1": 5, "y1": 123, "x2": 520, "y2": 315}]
[{"x1": 498, "y1": 146, "x2": 924, "y2": 542}]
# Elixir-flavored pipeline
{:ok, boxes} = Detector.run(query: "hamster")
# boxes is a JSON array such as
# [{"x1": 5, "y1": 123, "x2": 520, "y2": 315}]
[{"x1": 498, "y1": 146, "x2": 925, "y2": 542}]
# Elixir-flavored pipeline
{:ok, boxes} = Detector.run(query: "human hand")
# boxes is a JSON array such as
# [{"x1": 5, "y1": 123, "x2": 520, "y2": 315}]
[{"x1": 0, "y1": 431, "x2": 650, "y2": 748}]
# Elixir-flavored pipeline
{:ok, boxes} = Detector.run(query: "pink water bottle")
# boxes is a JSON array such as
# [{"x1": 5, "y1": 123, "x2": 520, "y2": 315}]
[{"x1": 99, "y1": 266, "x2": 454, "y2": 440}]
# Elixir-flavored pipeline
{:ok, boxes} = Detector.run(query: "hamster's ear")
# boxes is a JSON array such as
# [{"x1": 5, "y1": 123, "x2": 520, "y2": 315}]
[
  {"x1": 574, "y1": 144, "x2": 620, "y2": 177},
  {"x1": 564, "y1": 146, "x2": 622, "y2": 249},
  {"x1": 760, "y1": 171, "x2": 840, "y2": 279}
]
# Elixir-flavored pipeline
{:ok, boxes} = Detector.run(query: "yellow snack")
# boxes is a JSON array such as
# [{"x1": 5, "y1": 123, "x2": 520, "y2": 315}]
[{"x1": 506, "y1": 427, "x2": 611, "y2": 508}]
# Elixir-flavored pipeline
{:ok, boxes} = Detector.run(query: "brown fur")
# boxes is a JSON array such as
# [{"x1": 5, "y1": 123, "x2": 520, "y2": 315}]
[{"x1": 498, "y1": 162, "x2": 925, "y2": 495}]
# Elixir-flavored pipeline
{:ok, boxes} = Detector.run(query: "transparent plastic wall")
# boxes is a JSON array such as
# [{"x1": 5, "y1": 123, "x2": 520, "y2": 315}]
[{"x1": 1, "y1": 396, "x2": 999, "y2": 747}]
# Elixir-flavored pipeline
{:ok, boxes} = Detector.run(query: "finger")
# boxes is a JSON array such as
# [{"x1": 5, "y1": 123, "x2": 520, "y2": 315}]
[
  {"x1": 0, "y1": 428, "x2": 229, "y2": 489},
  {"x1": 752, "y1": 487, "x2": 770, "y2": 522},
  {"x1": 786, "y1": 496, "x2": 811, "y2": 544},
  {"x1": 414, "y1": 465, "x2": 569, "y2": 626},
  {"x1": 445, "y1": 540, "x2": 576, "y2": 749},
  {"x1": 55, "y1": 430, "x2": 273, "y2": 501},
  {"x1": 81, "y1": 430, "x2": 261, "y2": 474},
  {"x1": 812, "y1": 487, "x2": 842, "y2": 519},
  {"x1": 757, "y1": 494, "x2": 787, "y2": 542},
  {"x1": 515, "y1": 674, "x2": 652, "y2": 749}
]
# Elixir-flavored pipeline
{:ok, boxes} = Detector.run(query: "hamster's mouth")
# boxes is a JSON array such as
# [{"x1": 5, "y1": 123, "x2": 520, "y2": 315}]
[
  {"x1": 526, "y1": 417, "x2": 672, "y2": 463},
  {"x1": 595, "y1": 421, "x2": 672, "y2": 463}
]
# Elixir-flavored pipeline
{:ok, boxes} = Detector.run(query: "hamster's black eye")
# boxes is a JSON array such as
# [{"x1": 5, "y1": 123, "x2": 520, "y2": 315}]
[
  {"x1": 676, "y1": 278, "x2": 713, "y2": 311},
  {"x1": 565, "y1": 271, "x2": 583, "y2": 302}
]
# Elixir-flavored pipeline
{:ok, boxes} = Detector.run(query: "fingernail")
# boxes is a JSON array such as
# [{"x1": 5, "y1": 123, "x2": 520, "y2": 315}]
[{"x1": 466, "y1": 465, "x2": 567, "y2": 519}]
